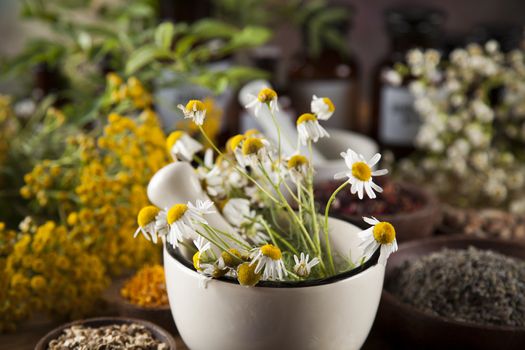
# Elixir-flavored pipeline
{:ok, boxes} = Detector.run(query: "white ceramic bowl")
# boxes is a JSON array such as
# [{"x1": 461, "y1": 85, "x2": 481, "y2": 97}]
[{"x1": 164, "y1": 217, "x2": 385, "y2": 350}]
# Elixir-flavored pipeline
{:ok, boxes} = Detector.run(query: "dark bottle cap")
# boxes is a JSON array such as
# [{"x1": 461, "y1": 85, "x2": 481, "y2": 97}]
[
  {"x1": 468, "y1": 22, "x2": 522, "y2": 52},
  {"x1": 158, "y1": 0, "x2": 212, "y2": 23}
]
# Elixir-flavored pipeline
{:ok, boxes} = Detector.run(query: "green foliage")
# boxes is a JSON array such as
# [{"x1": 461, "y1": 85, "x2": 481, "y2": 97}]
[
  {"x1": 2, "y1": 0, "x2": 270, "y2": 123},
  {"x1": 213, "y1": 0, "x2": 351, "y2": 59}
]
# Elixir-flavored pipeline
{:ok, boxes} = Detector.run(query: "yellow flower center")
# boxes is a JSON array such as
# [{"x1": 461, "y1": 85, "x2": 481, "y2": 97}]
[
  {"x1": 237, "y1": 262, "x2": 261, "y2": 286},
  {"x1": 221, "y1": 248, "x2": 242, "y2": 268},
  {"x1": 257, "y1": 88, "x2": 277, "y2": 103},
  {"x1": 323, "y1": 97, "x2": 335, "y2": 112},
  {"x1": 296, "y1": 113, "x2": 317, "y2": 125},
  {"x1": 244, "y1": 129, "x2": 261, "y2": 138},
  {"x1": 137, "y1": 206, "x2": 160, "y2": 227},
  {"x1": 193, "y1": 252, "x2": 202, "y2": 271},
  {"x1": 287, "y1": 155, "x2": 309, "y2": 169},
  {"x1": 242, "y1": 137, "x2": 264, "y2": 156},
  {"x1": 166, "y1": 131, "x2": 185, "y2": 152},
  {"x1": 167, "y1": 204, "x2": 188, "y2": 224},
  {"x1": 352, "y1": 161, "x2": 372, "y2": 181},
  {"x1": 373, "y1": 222, "x2": 396, "y2": 244},
  {"x1": 227, "y1": 134, "x2": 245, "y2": 153},
  {"x1": 185, "y1": 99, "x2": 205, "y2": 112},
  {"x1": 260, "y1": 244, "x2": 282, "y2": 260}
]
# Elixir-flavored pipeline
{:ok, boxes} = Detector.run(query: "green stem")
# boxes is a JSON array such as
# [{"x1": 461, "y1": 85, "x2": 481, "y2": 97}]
[
  {"x1": 323, "y1": 181, "x2": 349, "y2": 275},
  {"x1": 197, "y1": 125, "x2": 279, "y2": 203},
  {"x1": 258, "y1": 162, "x2": 317, "y2": 253},
  {"x1": 260, "y1": 219, "x2": 299, "y2": 255},
  {"x1": 269, "y1": 108, "x2": 282, "y2": 163}
]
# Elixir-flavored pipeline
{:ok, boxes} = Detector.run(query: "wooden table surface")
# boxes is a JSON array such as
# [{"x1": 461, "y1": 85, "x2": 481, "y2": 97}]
[
  {"x1": 0, "y1": 276, "x2": 400, "y2": 350},
  {"x1": 0, "y1": 315, "x2": 396, "y2": 350}
]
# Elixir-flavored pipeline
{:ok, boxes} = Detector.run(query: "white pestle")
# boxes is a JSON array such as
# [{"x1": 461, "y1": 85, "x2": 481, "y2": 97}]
[
  {"x1": 147, "y1": 161, "x2": 241, "y2": 256},
  {"x1": 238, "y1": 79, "x2": 327, "y2": 163}
]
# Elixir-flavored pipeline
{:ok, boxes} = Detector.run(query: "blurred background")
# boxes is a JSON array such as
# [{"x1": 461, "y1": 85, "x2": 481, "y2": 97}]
[
  {"x1": 2, "y1": 0, "x2": 525, "y2": 132},
  {"x1": 1, "y1": 0, "x2": 525, "y2": 348}
]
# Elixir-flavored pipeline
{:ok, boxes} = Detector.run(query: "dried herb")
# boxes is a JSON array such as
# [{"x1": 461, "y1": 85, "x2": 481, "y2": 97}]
[
  {"x1": 387, "y1": 247, "x2": 525, "y2": 327},
  {"x1": 316, "y1": 178, "x2": 423, "y2": 217},
  {"x1": 121, "y1": 265, "x2": 169, "y2": 308},
  {"x1": 48, "y1": 323, "x2": 168, "y2": 350}
]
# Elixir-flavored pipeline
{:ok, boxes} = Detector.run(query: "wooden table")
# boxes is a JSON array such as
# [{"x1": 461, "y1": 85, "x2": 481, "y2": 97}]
[
  {"x1": 0, "y1": 315, "x2": 395, "y2": 350},
  {"x1": 0, "y1": 277, "x2": 399, "y2": 350}
]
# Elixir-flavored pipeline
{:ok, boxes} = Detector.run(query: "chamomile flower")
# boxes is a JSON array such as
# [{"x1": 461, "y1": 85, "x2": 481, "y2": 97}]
[
  {"x1": 250, "y1": 244, "x2": 288, "y2": 281},
  {"x1": 218, "y1": 248, "x2": 244, "y2": 269},
  {"x1": 237, "y1": 262, "x2": 261, "y2": 287},
  {"x1": 177, "y1": 99, "x2": 206, "y2": 125},
  {"x1": 154, "y1": 209, "x2": 169, "y2": 238},
  {"x1": 293, "y1": 253, "x2": 320, "y2": 278},
  {"x1": 192, "y1": 236, "x2": 211, "y2": 271},
  {"x1": 245, "y1": 87, "x2": 279, "y2": 118},
  {"x1": 166, "y1": 200, "x2": 215, "y2": 247},
  {"x1": 358, "y1": 217, "x2": 398, "y2": 265},
  {"x1": 223, "y1": 198, "x2": 269, "y2": 244},
  {"x1": 334, "y1": 149, "x2": 388, "y2": 199},
  {"x1": 311, "y1": 95, "x2": 335, "y2": 120},
  {"x1": 223, "y1": 198, "x2": 253, "y2": 227},
  {"x1": 198, "y1": 149, "x2": 247, "y2": 198},
  {"x1": 244, "y1": 128, "x2": 264, "y2": 138},
  {"x1": 134, "y1": 206, "x2": 160, "y2": 243},
  {"x1": 239, "y1": 137, "x2": 269, "y2": 168},
  {"x1": 286, "y1": 154, "x2": 309, "y2": 181},
  {"x1": 296, "y1": 113, "x2": 330, "y2": 146},
  {"x1": 226, "y1": 133, "x2": 246, "y2": 165},
  {"x1": 166, "y1": 131, "x2": 203, "y2": 162}
]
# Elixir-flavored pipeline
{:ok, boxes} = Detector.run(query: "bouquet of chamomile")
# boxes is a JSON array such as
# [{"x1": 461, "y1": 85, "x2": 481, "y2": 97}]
[{"x1": 134, "y1": 88, "x2": 398, "y2": 286}]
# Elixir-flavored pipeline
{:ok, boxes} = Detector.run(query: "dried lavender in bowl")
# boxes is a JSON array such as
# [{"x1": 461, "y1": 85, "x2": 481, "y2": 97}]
[
  {"x1": 387, "y1": 247, "x2": 525, "y2": 327},
  {"x1": 48, "y1": 323, "x2": 169, "y2": 350}
]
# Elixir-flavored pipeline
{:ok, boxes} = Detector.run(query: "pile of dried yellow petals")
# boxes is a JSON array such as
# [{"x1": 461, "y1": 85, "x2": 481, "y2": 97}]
[{"x1": 120, "y1": 265, "x2": 168, "y2": 308}]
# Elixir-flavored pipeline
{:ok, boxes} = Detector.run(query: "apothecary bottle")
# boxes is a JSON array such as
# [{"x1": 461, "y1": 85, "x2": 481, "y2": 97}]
[
  {"x1": 288, "y1": 5, "x2": 359, "y2": 131},
  {"x1": 371, "y1": 6, "x2": 445, "y2": 158}
]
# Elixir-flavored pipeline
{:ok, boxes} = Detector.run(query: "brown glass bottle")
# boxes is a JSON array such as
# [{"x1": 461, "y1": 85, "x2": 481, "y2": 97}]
[
  {"x1": 288, "y1": 8, "x2": 359, "y2": 131},
  {"x1": 371, "y1": 6, "x2": 445, "y2": 158}
]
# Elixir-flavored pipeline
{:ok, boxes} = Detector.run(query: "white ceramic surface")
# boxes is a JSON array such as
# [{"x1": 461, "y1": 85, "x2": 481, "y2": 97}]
[
  {"x1": 148, "y1": 161, "x2": 240, "y2": 254},
  {"x1": 164, "y1": 217, "x2": 385, "y2": 350}
]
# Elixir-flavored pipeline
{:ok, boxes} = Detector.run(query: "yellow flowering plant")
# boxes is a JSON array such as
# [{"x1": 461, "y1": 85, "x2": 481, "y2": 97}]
[
  {"x1": 0, "y1": 219, "x2": 108, "y2": 332},
  {"x1": 135, "y1": 89, "x2": 399, "y2": 286},
  {"x1": 0, "y1": 76, "x2": 170, "y2": 331}
]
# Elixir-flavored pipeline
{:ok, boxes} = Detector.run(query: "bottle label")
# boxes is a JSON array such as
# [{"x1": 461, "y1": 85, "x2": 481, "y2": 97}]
[
  {"x1": 291, "y1": 80, "x2": 354, "y2": 130},
  {"x1": 379, "y1": 86, "x2": 419, "y2": 145}
]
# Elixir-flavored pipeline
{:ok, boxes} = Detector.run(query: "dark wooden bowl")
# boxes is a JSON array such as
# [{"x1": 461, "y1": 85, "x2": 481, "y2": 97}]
[
  {"x1": 35, "y1": 317, "x2": 177, "y2": 350},
  {"x1": 103, "y1": 278, "x2": 177, "y2": 334},
  {"x1": 377, "y1": 235, "x2": 525, "y2": 350},
  {"x1": 335, "y1": 182, "x2": 441, "y2": 242}
]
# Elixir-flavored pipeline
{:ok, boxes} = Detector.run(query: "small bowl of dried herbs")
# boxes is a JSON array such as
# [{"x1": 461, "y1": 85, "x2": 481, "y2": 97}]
[
  {"x1": 35, "y1": 317, "x2": 176, "y2": 350},
  {"x1": 105, "y1": 265, "x2": 176, "y2": 334},
  {"x1": 378, "y1": 235, "x2": 525, "y2": 350},
  {"x1": 315, "y1": 177, "x2": 441, "y2": 241}
]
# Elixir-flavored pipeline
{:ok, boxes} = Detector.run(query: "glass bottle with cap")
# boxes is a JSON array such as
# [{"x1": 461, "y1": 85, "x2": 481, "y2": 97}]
[
  {"x1": 371, "y1": 6, "x2": 445, "y2": 158},
  {"x1": 288, "y1": 4, "x2": 359, "y2": 131}
]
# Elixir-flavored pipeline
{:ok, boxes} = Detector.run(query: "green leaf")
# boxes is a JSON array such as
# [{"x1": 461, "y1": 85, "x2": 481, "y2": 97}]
[
  {"x1": 191, "y1": 19, "x2": 238, "y2": 38},
  {"x1": 125, "y1": 46, "x2": 170, "y2": 75},
  {"x1": 229, "y1": 26, "x2": 271, "y2": 49},
  {"x1": 155, "y1": 22, "x2": 175, "y2": 49},
  {"x1": 323, "y1": 28, "x2": 349, "y2": 56},
  {"x1": 223, "y1": 66, "x2": 268, "y2": 84},
  {"x1": 175, "y1": 35, "x2": 198, "y2": 57}
]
